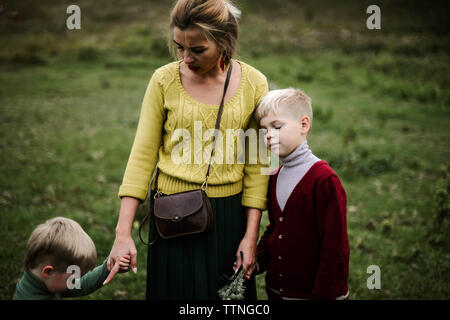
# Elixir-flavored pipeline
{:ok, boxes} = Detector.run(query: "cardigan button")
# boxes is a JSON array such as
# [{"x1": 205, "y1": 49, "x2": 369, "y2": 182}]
[
  {"x1": 279, "y1": 273, "x2": 283, "y2": 277},
  {"x1": 278, "y1": 234, "x2": 283, "y2": 239},
  {"x1": 279, "y1": 217, "x2": 284, "y2": 222},
  {"x1": 278, "y1": 255, "x2": 282, "y2": 260}
]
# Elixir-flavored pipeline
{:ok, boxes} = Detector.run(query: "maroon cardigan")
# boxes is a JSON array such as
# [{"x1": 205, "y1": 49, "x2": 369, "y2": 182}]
[{"x1": 256, "y1": 160, "x2": 349, "y2": 299}]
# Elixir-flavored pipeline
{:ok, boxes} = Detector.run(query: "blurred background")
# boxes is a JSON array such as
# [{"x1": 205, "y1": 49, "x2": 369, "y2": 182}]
[{"x1": 0, "y1": 0, "x2": 449, "y2": 299}]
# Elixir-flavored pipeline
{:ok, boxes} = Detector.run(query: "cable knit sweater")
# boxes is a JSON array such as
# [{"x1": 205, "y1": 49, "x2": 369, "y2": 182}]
[{"x1": 118, "y1": 60, "x2": 270, "y2": 210}]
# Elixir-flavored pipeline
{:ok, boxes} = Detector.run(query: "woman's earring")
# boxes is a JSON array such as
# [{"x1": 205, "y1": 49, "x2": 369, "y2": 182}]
[{"x1": 220, "y1": 56, "x2": 225, "y2": 73}]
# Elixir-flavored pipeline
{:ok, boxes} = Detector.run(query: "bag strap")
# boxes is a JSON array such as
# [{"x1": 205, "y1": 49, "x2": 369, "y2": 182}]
[
  {"x1": 154, "y1": 62, "x2": 233, "y2": 192},
  {"x1": 203, "y1": 63, "x2": 233, "y2": 189},
  {"x1": 140, "y1": 62, "x2": 234, "y2": 246},
  {"x1": 138, "y1": 206, "x2": 156, "y2": 245}
]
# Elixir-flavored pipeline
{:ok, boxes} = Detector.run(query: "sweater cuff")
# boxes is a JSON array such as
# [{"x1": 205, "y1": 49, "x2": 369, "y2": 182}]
[
  {"x1": 242, "y1": 194, "x2": 267, "y2": 211},
  {"x1": 118, "y1": 184, "x2": 148, "y2": 202}
]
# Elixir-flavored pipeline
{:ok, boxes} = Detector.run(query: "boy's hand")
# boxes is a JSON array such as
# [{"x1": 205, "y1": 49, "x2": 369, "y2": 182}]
[
  {"x1": 118, "y1": 254, "x2": 131, "y2": 273},
  {"x1": 106, "y1": 255, "x2": 131, "y2": 273}
]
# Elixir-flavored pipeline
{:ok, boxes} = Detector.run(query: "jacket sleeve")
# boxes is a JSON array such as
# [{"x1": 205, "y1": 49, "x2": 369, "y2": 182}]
[
  {"x1": 118, "y1": 70, "x2": 166, "y2": 202},
  {"x1": 62, "y1": 259, "x2": 109, "y2": 298},
  {"x1": 312, "y1": 176, "x2": 350, "y2": 299}
]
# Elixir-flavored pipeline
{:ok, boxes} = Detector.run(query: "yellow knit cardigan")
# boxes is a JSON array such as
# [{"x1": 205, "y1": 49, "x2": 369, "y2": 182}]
[{"x1": 118, "y1": 60, "x2": 269, "y2": 210}]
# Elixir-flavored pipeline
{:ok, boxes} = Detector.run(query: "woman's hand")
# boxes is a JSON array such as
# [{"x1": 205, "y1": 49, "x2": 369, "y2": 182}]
[
  {"x1": 234, "y1": 236, "x2": 257, "y2": 280},
  {"x1": 233, "y1": 207, "x2": 262, "y2": 280},
  {"x1": 103, "y1": 196, "x2": 140, "y2": 285},
  {"x1": 103, "y1": 234, "x2": 137, "y2": 285}
]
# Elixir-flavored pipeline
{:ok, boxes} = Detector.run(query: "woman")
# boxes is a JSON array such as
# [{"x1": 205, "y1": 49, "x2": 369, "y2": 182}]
[{"x1": 105, "y1": 0, "x2": 269, "y2": 299}]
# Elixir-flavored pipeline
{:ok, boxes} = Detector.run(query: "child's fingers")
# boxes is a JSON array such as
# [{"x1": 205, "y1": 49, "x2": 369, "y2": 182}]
[
  {"x1": 118, "y1": 267, "x2": 130, "y2": 273},
  {"x1": 119, "y1": 266, "x2": 130, "y2": 272},
  {"x1": 117, "y1": 255, "x2": 131, "y2": 273}
]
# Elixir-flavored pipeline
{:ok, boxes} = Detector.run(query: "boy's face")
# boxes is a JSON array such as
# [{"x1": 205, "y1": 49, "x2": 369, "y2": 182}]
[
  {"x1": 41, "y1": 265, "x2": 72, "y2": 293},
  {"x1": 259, "y1": 107, "x2": 309, "y2": 158},
  {"x1": 48, "y1": 272, "x2": 72, "y2": 293}
]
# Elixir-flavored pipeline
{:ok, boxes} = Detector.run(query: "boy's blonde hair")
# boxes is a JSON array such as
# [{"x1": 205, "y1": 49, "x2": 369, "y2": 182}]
[
  {"x1": 254, "y1": 88, "x2": 313, "y2": 124},
  {"x1": 24, "y1": 217, "x2": 97, "y2": 274}
]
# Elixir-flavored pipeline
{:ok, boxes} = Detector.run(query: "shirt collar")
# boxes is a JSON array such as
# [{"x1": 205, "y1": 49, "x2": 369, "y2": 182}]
[{"x1": 280, "y1": 140, "x2": 313, "y2": 168}]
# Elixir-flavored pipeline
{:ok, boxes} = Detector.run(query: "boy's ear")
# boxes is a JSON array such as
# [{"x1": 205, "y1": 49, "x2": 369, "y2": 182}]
[
  {"x1": 41, "y1": 265, "x2": 55, "y2": 279},
  {"x1": 300, "y1": 116, "x2": 311, "y2": 133}
]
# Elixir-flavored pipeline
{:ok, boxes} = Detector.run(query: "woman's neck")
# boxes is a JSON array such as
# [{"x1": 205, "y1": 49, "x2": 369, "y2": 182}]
[{"x1": 181, "y1": 60, "x2": 232, "y2": 82}]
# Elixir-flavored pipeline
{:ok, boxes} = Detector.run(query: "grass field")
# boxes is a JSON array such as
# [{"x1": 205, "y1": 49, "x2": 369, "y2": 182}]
[{"x1": 1, "y1": 0, "x2": 449, "y2": 300}]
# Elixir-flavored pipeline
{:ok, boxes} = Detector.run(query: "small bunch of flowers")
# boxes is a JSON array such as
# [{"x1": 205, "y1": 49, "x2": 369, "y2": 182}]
[
  {"x1": 218, "y1": 252, "x2": 247, "y2": 300},
  {"x1": 218, "y1": 268, "x2": 246, "y2": 300}
]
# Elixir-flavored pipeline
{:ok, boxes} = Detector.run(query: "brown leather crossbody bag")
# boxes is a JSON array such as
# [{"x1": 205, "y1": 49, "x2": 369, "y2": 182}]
[{"x1": 139, "y1": 64, "x2": 233, "y2": 245}]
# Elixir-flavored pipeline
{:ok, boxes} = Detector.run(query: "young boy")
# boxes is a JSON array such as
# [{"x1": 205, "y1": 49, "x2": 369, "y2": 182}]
[
  {"x1": 254, "y1": 88, "x2": 349, "y2": 300},
  {"x1": 13, "y1": 217, "x2": 130, "y2": 300}
]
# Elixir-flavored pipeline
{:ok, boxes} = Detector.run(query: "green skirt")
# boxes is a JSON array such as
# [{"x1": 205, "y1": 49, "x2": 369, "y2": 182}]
[{"x1": 146, "y1": 190, "x2": 257, "y2": 300}]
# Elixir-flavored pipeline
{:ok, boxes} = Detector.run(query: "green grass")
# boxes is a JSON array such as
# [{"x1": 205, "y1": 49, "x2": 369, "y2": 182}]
[{"x1": 1, "y1": 0, "x2": 449, "y2": 300}]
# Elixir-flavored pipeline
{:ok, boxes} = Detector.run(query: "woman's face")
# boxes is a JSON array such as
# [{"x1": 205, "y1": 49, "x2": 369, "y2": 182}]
[{"x1": 173, "y1": 27, "x2": 222, "y2": 75}]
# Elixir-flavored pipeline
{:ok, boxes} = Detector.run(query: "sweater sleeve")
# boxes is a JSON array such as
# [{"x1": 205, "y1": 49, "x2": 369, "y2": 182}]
[
  {"x1": 62, "y1": 259, "x2": 109, "y2": 298},
  {"x1": 241, "y1": 76, "x2": 270, "y2": 210},
  {"x1": 312, "y1": 176, "x2": 349, "y2": 299},
  {"x1": 118, "y1": 70, "x2": 166, "y2": 202}
]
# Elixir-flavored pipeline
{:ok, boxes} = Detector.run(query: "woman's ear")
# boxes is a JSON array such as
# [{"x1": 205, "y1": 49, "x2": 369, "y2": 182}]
[{"x1": 41, "y1": 265, "x2": 55, "y2": 279}]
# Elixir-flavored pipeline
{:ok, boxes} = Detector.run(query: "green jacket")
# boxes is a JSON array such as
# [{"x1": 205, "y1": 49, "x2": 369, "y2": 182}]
[{"x1": 13, "y1": 259, "x2": 109, "y2": 300}]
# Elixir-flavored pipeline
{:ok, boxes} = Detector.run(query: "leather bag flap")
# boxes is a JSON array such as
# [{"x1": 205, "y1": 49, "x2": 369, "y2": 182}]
[{"x1": 153, "y1": 189, "x2": 203, "y2": 220}]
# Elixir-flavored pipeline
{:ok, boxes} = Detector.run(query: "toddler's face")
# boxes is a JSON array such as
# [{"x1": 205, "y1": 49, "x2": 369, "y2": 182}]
[
  {"x1": 259, "y1": 108, "x2": 305, "y2": 158},
  {"x1": 45, "y1": 270, "x2": 72, "y2": 293}
]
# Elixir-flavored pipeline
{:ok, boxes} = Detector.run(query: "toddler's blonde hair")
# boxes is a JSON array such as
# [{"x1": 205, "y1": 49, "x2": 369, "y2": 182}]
[{"x1": 24, "y1": 217, "x2": 97, "y2": 274}]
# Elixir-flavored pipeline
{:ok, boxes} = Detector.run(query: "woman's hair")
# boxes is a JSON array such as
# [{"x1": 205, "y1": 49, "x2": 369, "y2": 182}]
[
  {"x1": 169, "y1": 0, "x2": 241, "y2": 67},
  {"x1": 254, "y1": 88, "x2": 313, "y2": 124},
  {"x1": 24, "y1": 217, "x2": 97, "y2": 274}
]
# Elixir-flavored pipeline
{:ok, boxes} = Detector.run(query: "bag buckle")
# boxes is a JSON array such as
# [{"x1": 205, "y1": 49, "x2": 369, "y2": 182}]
[
  {"x1": 201, "y1": 176, "x2": 208, "y2": 191},
  {"x1": 154, "y1": 190, "x2": 163, "y2": 199}
]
